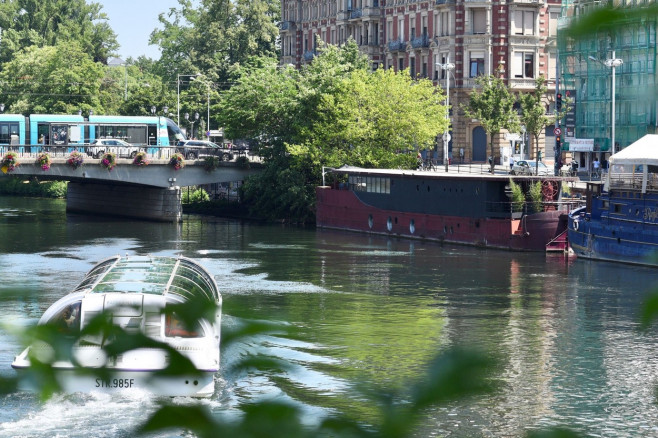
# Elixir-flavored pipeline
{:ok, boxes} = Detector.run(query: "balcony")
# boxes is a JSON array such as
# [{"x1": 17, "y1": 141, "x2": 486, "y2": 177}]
[
  {"x1": 388, "y1": 39, "x2": 407, "y2": 52},
  {"x1": 362, "y1": 6, "x2": 381, "y2": 18},
  {"x1": 337, "y1": 10, "x2": 350, "y2": 21},
  {"x1": 279, "y1": 21, "x2": 296, "y2": 31},
  {"x1": 350, "y1": 8, "x2": 363, "y2": 19},
  {"x1": 411, "y1": 35, "x2": 430, "y2": 49}
]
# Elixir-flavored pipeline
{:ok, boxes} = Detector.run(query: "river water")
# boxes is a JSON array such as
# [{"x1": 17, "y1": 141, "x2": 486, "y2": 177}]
[{"x1": 1, "y1": 196, "x2": 658, "y2": 437}]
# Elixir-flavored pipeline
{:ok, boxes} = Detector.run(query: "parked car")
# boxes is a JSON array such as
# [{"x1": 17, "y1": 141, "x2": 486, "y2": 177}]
[
  {"x1": 176, "y1": 140, "x2": 234, "y2": 161},
  {"x1": 511, "y1": 160, "x2": 551, "y2": 176},
  {"x1": 88, "y1": 139, "x2": 140, "y2": 159}
]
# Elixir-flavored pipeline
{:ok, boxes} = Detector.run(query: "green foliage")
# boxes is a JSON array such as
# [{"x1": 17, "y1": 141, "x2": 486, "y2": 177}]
[
  {"x1": 529, "y1": 181, "x2": 543, "y2": 213},
  {"x1": 203, "y1": 156, "x2": 220, "y2": 172},
  {"x1": 0, "y1": 42, "x2": 105, "y2": 114},
  {"x1": 0, "y1": 0, "x2": 118, "y2": 65},
  {"x1": 509, "y1": 179, "x2": 525, "y2": 212},
  {"x1": 226, "y1": 41, "x2": 445, "y2": 222},
  {"x1": 182, "y1": 187, "x2": 210, "y2": 204},
  {"x1": 0, "y1": 177, "x2": 67, "y2": 198},
  {"x1": 151, "y1": 0, "x2": 280, "y2": 91},
  {"x1": 463, "y1": 73, "x2": 519, "y2": 173}
]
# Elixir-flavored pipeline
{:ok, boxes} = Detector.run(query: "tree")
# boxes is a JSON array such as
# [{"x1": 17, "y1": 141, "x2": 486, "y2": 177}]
[
  {"x1": 221, "y1": 41, "x2": 448, "y2": 223},
  {"x1": 518, "y1": 77, "x2": 554, "y2": 175},
  {"x1": 0, "y1": 42, "x2": 104, "y2": 114},
  {"x1": 0, "y1": 0, "x2": 118, "y2": 65},
  {"x1": 463, "y1": 72, "x2": 520, "y2": 173},
  {"x1": 518, "y1": 76, "x2": 572, "y2": 175},
  {"x1": 151, "y1": 0, "x2": 280, "y2": 89}
]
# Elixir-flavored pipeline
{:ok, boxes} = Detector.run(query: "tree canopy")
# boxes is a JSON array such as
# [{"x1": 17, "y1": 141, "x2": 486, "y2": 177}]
[
  {"x1": 0, "y1": 0, "x2": 118, "y2": 65},
  {"x1": 221, "y1": 41, "x2": 448, "y2": 223},
  {"x1": 463, "y1": 72, "x2": 519, "y2": 172}
]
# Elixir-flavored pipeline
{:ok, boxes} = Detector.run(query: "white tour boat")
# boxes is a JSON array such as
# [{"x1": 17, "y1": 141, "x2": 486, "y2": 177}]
[{"x1": 12, "y1": 255, "x2": 222, "y2": 397}]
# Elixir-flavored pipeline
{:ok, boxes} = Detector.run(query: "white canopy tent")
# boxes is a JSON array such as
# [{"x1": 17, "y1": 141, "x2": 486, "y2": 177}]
[{"x1": 608, "y1": 134, "x2": 658, "y2": 192}]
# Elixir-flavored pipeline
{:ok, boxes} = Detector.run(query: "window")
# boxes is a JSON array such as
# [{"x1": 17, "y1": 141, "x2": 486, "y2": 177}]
[
  {"x1": 470, "y1": 52, "x2": 485, "y2": 77},
  {"x1": 513, "y1": 52, "x2": 535, "y2": 78},
  {"x1": 410, "y1": 57, "x2": 416, "y2": 78},
  {"x1": 438, "y1": 11, "x2": 450, "y2": 36},
  {"x1": 398, "y1": 18, "x2": 404, "y2": 40},
  {"x1": 0, "y1": 122, "x2": 19, "y2": 144},
  {"x1": 513, "y1": 10, "x2": 534, "y2": 35},
  {"x1": 549, "y1": 12, "x2": 558, "y2": 37},
  {"x1": 472, "y1": 9, "x2": 486, "y2": 34},
  {"x1": 399, "y1": 57, "x2": 405, "y2": 71}
]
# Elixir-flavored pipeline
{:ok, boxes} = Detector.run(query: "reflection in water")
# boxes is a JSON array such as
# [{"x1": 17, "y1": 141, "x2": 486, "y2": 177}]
[{"x1": 1, "y1": 196, "x2": 658, "y2": 437}]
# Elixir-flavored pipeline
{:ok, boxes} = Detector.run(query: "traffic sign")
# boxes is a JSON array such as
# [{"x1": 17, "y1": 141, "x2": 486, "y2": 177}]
[
  {"x1": 442, "y1": 132, "x2": 451, "y2": 142},
  {"x1": 554, "y1": 127, "x2": 562, "y2": 136}
]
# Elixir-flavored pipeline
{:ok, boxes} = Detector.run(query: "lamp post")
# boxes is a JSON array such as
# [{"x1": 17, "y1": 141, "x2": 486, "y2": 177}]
[
  {"x1": 589, "y1": 52, "x2": 623, "y2": 155},
  {"x1": 185, "y1": 112, "x2": 200, "y2": 139},
  {"x1": 177, "y1": 73, "x2": 200, "y2": 126},
  {"x1": 437, "y1": 55, "x2": 455, "y2": 172}
]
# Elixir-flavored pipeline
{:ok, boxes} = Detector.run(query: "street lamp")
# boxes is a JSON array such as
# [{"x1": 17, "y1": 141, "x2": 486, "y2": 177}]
[
  {"x1": 0, "y1": 103, "x2": 5, "y2": 113},
  {"x1": 151, "y1": 105, "x2": 156, "y2": 115},
  {"x1": 437, "y1": 55, "x2": 455, "y2": 172},
  {"x1": 589, "y1": 52, "x2": 623, "y2": 155},
  {"x1": 185, "y1": 112, "x2": 200, "y2": 139},
  {"x1": 177, "y1": 73, "x2": 200, "y2": 126}
]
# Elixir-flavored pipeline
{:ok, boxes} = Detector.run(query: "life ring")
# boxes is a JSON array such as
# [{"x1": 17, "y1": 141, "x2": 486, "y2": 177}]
[{"x1": 573, "y1": 220, "x2": 579, "y2": 231}]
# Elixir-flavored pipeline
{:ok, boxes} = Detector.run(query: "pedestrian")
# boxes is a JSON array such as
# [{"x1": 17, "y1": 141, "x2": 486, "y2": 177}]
[
  {"x1": 593, "y1": 157, "x2": 600, "y2": 177},
  {"x1": 509, "y1": 155, "x2": 515, "y2": 171}
]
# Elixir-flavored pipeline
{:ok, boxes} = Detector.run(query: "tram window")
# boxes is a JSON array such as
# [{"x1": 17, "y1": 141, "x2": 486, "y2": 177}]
[{"x1": 0, "y1": 123, "x2": 19, "y2": 144}]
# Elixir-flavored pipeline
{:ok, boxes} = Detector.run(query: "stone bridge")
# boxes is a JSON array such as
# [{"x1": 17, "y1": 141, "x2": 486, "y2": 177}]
[{"x1": 1, "y1": 153, "x2": 261, "y2": 222}]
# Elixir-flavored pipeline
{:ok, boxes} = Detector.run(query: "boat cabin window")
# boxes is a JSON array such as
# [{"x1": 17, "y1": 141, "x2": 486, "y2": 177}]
[
  {"x1": 348, "y1": 176, "x2": 390, "y2": 194},
  {"x1": 51, "y1": 302, "x2": 82, "y2": 335},
  {"x1": 165, "y1": 313, "x2": 202, "y2": 338}
]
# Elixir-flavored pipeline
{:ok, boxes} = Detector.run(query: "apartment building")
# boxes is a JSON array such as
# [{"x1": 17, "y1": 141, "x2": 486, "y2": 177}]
[{"x1": 280, "y1": 0, "x2": 562, "y2": 163}]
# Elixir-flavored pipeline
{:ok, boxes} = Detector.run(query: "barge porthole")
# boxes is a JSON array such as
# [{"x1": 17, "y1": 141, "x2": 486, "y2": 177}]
[
  {"x1": 368, "y1": 214, "x2": 374, "y2": 229},
  {"x1": 410, "y1": 219, "x2": 416, "y2": 234},
  {"x1": 387, "y1": 217, "x2": 393, "y2": 231}
]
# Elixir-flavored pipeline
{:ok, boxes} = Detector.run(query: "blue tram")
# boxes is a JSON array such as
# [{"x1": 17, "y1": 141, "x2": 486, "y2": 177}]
[{"x1": 0, "y1": 114, "x2": 186, "y2": 150}]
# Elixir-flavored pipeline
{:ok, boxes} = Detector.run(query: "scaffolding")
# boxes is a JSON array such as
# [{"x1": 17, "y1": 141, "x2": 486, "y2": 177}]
[{"x1": 558, "y1": 0, "x2": 657, "y2": 154}]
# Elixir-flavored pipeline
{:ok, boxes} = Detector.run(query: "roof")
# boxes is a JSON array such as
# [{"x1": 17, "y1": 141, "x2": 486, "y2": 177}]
[
  {"x1": 73, "y1": 255, "x2": 220, "y2": 303},
  {"x1": 610, "y1": 134, "x2": 658, "y2": 167}
]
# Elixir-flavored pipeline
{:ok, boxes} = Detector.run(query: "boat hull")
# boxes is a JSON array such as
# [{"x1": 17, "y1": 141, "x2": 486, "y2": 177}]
[
  {"x1": 568, "y1": 207, "x2": 658, "y2": 266},
  {"x1": 12, "y1": 365, "x2": 217, "y2": 397},
  {"x1": 317, "y1": 187, "x2": 568, "y2": 251}
]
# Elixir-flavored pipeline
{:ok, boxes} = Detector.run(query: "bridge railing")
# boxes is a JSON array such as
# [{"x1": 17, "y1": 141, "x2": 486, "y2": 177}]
[{"x1": 0, "y1": 145, "x2": 256, "y2": 162}]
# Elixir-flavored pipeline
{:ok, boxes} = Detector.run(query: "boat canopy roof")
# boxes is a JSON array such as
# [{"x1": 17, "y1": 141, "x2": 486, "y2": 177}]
[
  {"x1": 73, "y1": 255, "x2": 219, "y2": 303},
  {"x1": 610, "y1": 134, "x2": 658, "y2": 167}
]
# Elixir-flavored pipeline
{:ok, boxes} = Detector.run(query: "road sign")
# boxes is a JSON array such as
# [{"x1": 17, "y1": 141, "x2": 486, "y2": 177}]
[
  {"x1": 442, "y1": 132, "x2": 451, "y2": 142},
  {"x1": 554, "y1": 127, "x2": 562, "y2": 136}
]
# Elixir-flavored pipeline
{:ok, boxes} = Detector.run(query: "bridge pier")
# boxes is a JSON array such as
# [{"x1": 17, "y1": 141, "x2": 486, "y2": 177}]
[{"x1": 67, "y1": 181, "x2": 182, "y2": 222}]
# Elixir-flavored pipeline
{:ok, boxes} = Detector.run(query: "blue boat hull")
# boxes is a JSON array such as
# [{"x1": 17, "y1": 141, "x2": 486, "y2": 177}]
[{"x1": 568, "y1": 205, "x2": 658, "y2": 266}]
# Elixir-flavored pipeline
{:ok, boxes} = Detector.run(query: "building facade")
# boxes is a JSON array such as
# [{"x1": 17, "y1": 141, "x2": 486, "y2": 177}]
[
  {"x1": 558, "y1": 0, "x2": 657, "y2": 172},
  {"x1": 280, "y1": 0, "x2": 562, "y2": 164}
]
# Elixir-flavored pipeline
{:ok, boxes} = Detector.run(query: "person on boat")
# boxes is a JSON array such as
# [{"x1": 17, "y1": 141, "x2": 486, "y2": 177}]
[{"x1": 57, "y1": 304, "x2": 80, "y2": 333}]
